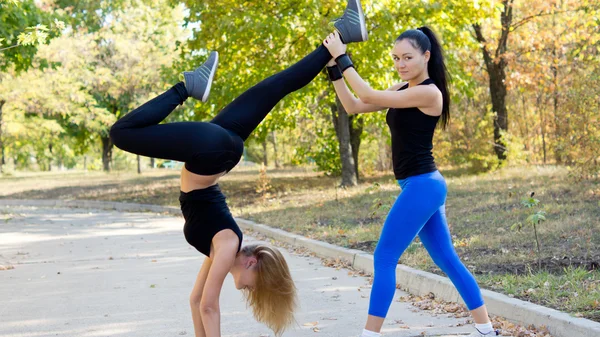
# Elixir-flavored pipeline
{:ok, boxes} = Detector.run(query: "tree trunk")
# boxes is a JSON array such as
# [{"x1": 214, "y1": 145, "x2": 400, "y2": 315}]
[
  {"x1": 472, "y1": 0, "x2": 513, "y2": 161},
  {"x1": 349, "y1": 115, "x2": 363, "y2": 181},
  {"x1": 262, "y1": 139, "x2": 268, "y2": 167},
  {"x1": 48, "y1": 143, "x2": 53, "y2": 171},
  {"x1": 0, "y1": 99, "x2": 4, "y2": 174},
  {"x1": 137, "y1": 155, "x2": 142, "y2": 174},
  {"x1": 150, "y1": 157, "x2": 156, "y2": 169},
  {"x1": 551, "y1": 10, "x2": 563, "y2": 165},
  {"x1": 537, "y1": 94, "x2": 547, "y2": 164},
  {"x1": 271, "y1": 131, "x2": 282, "y2": 169},
  {"x1": 84, "y1": 155, "x2": 88, "y2": 171},
  {"x1": 520, "y1": 94, "x2": 529, "y2": 152},
  {"x1": 490, "y1": 65, "x2": 508, "y2": 160},
  {"x1": 331, "y1": 97, "x2": 357, "y2": 187},
  {"x1": 101, "y1": 136, "x2": 113, "y2": 172}
]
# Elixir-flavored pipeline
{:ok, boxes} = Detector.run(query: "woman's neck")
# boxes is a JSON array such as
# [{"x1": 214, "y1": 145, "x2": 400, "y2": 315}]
[{"x1": 408, "y1": 71, "x2": 430, "y2": 87}]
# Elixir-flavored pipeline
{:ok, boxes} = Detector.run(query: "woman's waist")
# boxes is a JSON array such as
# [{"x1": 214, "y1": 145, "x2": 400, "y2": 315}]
[
  {"x1": 179, "y1": 184, "x2": 226, "y2": 202},
  {"x1": 398, "y1": 170, "x2": 445, "y2": 189}
]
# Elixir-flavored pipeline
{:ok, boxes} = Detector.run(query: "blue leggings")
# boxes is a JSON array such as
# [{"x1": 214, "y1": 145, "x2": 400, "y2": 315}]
[{"x1": 368, "y1": 170, "x2": 484, "y2": 318}]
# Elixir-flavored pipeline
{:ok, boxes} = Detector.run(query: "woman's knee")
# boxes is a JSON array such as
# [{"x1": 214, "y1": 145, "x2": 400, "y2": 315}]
[
  {"x1": 109, "y1": 123, "x2": 122, "y2": 145},
  {"x1": 189, "y1": 292, "x2": 202, "y2": 308},
  {"x1": 430, "y1": 249, "x2": 462, "y2": 275},
  {"x1": 374, "y1": 249, "x2": 400, "y2": 271},
  {"x1": 109, "y1": 122, "x2": 131, "y2": 149}
]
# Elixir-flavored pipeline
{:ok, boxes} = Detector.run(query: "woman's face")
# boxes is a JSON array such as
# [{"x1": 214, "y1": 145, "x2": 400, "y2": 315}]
[
  {"x1": 232, "y1": 254, "x2": 257, "y2": 291},
  {"x1": 391, "y1": 39, "x2": 430, "y2": 81}
]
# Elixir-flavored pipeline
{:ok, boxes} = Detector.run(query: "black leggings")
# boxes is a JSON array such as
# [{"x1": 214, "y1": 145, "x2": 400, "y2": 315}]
[{"x1": 110, "y1": 45, "x2": 332, "y2": 175}]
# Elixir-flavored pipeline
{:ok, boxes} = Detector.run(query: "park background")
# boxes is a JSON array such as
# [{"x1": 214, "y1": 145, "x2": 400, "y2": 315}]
[{"x1": 1, "y1": 0, "x2": 598, "y2": 323}]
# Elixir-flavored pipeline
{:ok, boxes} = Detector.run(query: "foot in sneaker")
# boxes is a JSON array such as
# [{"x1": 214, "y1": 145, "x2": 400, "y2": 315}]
[
  {"x1": 333, "y1": 0, "x2": 368, "y2": 43},
  {"x1": 468, "y1": 329, "x2": 500, "y2": 336},
  {"x1": 184, "y1": 51, "x2": 218, "y2": 102}
]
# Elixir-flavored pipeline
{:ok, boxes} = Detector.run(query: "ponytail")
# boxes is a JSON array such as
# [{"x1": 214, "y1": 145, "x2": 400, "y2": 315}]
[{"x1": 397, "y1": 26, "x2": 450, "y2": 129}]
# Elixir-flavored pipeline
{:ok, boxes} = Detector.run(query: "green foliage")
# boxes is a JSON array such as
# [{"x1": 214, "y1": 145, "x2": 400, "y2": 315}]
[
  {"x1": 479, "y1": 266, "x2": 600, "y2": 321},
  {"x1": 176, "y1": 0, "x2": 491, "y2": 175},
  {"x1": 512, "y1": 192, "x2": 548, "y2": 268},
  {"x1": 1, "y1": 0, "x2": 186, "y2": 171},
  {"x1": 0, "y1": 0, "x2": 63, "y2": 71},
  {"x1": 369, "y1": 195, "x2": 396, "y2": 217},
  {"x1": 521, "y1": 195, "x2": 540, "y2": 209},
  {"x1": 527, "y1": 210, "x2": 547, "y2": 226},
  {"x1": 1, "y1": 0, "x2": 599, "y2": 175},
  {"x1": 293, "y1": 121, "x2": 342, "y2": 176},
  {"x1": 364, "y1": 182, "x2": 397, "y2": 217},
  {"x1": 53, "y1": 0, "x2": 129, "y2": 31},
  {"x1": 436, "y1": 106, "x2": 501, "y2": 173}
]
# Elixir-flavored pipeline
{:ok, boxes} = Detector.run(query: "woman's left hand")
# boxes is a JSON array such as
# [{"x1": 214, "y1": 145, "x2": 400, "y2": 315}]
[{"x1": 323, "y1": 31, "x2": 347, "y2": 58}]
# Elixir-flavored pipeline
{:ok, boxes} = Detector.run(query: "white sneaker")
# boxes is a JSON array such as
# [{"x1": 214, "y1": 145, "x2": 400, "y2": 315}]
[{"x1": 468, "y1": 328, "x2": 500, "y2": 336}]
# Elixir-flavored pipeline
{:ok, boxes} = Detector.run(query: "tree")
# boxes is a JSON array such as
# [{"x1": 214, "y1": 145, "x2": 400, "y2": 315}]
[
  {"x1": 178, "y1": 0, "x2": 489, "y2": 185},
  {"x1": 331, "y1": 97, "x2": 357, "y2": 186},
  {"x1": 471, "y1": 0, "x2": 513, "y2": 160},
  {"x1": 1, "y1": 0, "x2": 64, "y2": 173},
  {"x1": 0, "y1": 40, "x2": 110, "y2": 171},
  {"x1": 471, "y1": 0, "x2": 599, "y2": 161},
  {"x1": 0, "y1": 0, "x2": 63, "y2": 72},
  {"x1": 77, "y1": 0, "x2": 187, "y2": 171},
  {"x1": 0, "y1": 98, "x2": 5, "y2": 172},
  {"x1": 1, "y1": 0, "x2": 187, "y2": 172}
]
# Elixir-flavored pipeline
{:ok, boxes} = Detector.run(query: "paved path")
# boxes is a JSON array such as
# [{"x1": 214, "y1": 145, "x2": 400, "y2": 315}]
[{"x1": 0, "y1": 205, "x2": 480, "y2": 337}]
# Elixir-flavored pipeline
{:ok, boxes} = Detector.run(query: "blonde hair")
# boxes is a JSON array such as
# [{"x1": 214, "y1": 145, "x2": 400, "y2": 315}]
[{"x1": 241, "y1": 244, "x2": 297, "y2": 336}]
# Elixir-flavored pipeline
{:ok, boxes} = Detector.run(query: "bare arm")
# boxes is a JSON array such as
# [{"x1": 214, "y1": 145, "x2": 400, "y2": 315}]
[
  {"x1": 342, "y1": 67, "x2": 441, "y2": 113},
  {"x1": 323, "y1": 31, "x2": 441, "y2": 115},
  {"x1": 332, "y1": 78, "x2": 405, "y2": 115},
  {"x1": 199, "y1": 237, "x2": 238, "y2": 337},
  {"x1": 191, "y1": 258, "x2": 212, "y2": 337}
]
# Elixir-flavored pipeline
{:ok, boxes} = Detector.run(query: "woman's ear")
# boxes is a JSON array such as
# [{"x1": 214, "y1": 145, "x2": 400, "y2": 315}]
[
  {"x1": 424, "y1": 50, "x2": 431, "y2": 63},
  {"x1": 245, "y1": 255, "x2": 258, "y2": 269}
]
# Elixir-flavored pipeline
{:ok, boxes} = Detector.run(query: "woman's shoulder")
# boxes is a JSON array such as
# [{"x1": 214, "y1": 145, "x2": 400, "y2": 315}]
[{"x1": 387, "y1": 82, "x2": 408, "y2": 91}]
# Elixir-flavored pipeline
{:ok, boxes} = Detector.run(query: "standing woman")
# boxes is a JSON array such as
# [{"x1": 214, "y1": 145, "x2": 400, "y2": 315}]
[
  {"x1": 323, "y1": 28, "x2": 500, "y2": 337},
  {"x1": 109, "y1": 1, "x2": 368, "y2": 336}
]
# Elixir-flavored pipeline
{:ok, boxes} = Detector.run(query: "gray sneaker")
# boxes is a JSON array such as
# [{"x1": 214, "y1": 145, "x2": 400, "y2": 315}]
[
  {"x1": 333, "y1": 0, "x2": 368, "y2": 43},
  {"x1": 184, "y1": 51, "x2": 218, "y2": 102}
]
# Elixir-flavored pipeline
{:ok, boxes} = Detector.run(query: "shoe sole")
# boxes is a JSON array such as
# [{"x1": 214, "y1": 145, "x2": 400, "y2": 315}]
[
  {"x1": 353, "y1": 0, "x2": 368, "y2": 41},
  {"x1": 340, "y1": 0, "x2": 367, "y2": 42},
  {"x1": 202, "y1": 52, "x2": 219, "y2": 103}
]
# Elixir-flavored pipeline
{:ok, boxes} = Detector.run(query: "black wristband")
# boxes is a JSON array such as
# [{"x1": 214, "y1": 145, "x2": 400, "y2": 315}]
[
  {"x1": 326, "y1": 65, "x2": 343, "y2": 81},
  {"x1": 335, "y1": 54, "x2": 354, "y2": 73}
]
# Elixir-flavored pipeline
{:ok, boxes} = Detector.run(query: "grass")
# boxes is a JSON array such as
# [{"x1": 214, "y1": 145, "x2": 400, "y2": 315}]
[
  {"x1": 479, "y1": 266, "x2": 600, "y2": 321},
  {"x1": 1, "y1": 165, "x2": 599, "y2": 320}
]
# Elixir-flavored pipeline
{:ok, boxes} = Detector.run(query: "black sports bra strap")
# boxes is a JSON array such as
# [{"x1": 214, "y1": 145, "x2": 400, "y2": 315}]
[{"x1": 398, "y1": 78, "x2": 434, "y2": 91}]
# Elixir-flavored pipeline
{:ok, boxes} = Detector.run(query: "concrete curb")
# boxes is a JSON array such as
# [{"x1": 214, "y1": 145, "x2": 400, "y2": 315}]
[
  {"x1": 0, "y1": 199, "x2": 182, "y2": 216},
  {"x1": 1, "y1": 199, "x2": 598, "y2": 337}
]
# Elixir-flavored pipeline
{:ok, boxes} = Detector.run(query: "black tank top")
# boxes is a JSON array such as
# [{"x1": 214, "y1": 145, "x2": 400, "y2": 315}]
[
  {"x1": 179, "y1": 184, "x2": 243, "y2": 257},
  {"x1": 386, "y1": 78, "x2": 440, "y2": 180}
]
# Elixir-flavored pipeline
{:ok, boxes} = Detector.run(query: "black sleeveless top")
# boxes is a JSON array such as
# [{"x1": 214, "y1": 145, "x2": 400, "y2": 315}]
[
  {"x1": 386, "y1": 78, "x2": 440, "y2": 180},
  {"x1": 179, "y1": 184, "x2": 243, "y2": 257}
]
